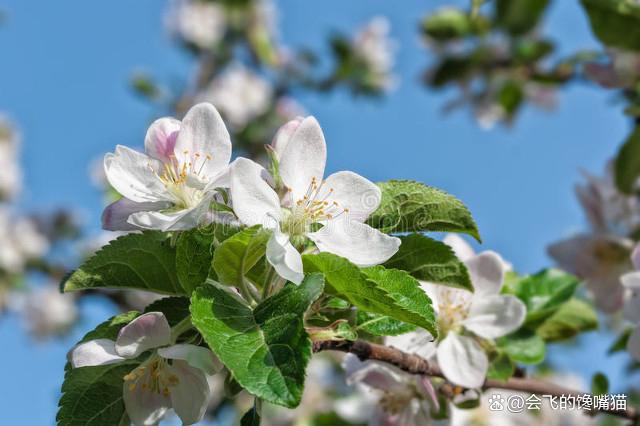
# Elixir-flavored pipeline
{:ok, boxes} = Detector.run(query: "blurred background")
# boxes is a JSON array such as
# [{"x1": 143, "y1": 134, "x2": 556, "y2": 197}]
[{"x1": 0, "y1": 0, "x2": 638, "y2": 424}]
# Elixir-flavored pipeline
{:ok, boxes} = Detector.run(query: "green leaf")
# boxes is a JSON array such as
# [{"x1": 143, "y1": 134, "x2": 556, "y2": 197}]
[
  {"x1": 62, "y1": 231, "x2": 183, "y2": 295},
  {"x1": 212, "y1": 225, "x2": 270, "y2": 287},
  {"x1": 240, "y1": 405, "x2": 261, "y2": 426},
  {"x1": 355, "y1": 311, "x2": 416, "y2": 336},
  {"x1": 385, "y1": 234, "x2": 472, "y2": 291},
  {"x1": 615, "y1": 126, "x2": 640, "y2": 194},
  {"x1": 591, "y1": 372, "x2": 609, "y2": 395},
  {"x1": 143, "y1": 296, "x2": 190, "y2": 325},
  {"x1": 608, "y1": 328, "x2": 632, "y2": 354},
  {"x1": 176, "y1": 228, "x2": 215, "y2": 294},
  {"x1": 421, "y1": 8, "x2": 489, "y2": 41},
  {"x1": 487, "y1": 352, "x2": 515, "y2": 381},
  {"x1": 504, "y1": 269, "x2": 578, "y2": 326},
  {"x1": 190, "y1": 274, "x2": 325, "y2": 408},
  {"x1": 303, "y1": 253, "x2": 437, "y2": 337},
  {"x1": 495, "y1": 0, "x2": 551, "y2": 35},
  {"x1": 536, "y1": 298, "x2": 598, "y2": 341},
  {"x1": 498, "y1": 329, "x2": 546, "y2": 364},
  {"x1": 581, "y1": 0, "x2": 640, "y2": 52},
  {"x1": 366, "y1": 180, "x2": 480, "y2": 241}
]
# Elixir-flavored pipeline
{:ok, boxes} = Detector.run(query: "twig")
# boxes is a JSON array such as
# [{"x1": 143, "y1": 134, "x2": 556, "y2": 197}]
[{"x1": 313, "y1": 340, "x2": 638, "y2": 423}]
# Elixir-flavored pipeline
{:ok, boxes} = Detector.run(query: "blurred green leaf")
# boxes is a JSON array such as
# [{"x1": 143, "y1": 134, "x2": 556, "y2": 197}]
[
  {"x1": 536, "y1": 298, "x2": 598, "y2": 341},
  {"x1": 581, "y1": 0, "x2": 640, "y2": 51},
  {"x1": 498, "y1": 329, "x2": 546, "y2": 364},
  {"x1": 591, "y1": 372, "x2": 609, "y2": 395},
  {"x1": 495, "y1": 0, "x2": 551, "y2": 35},
  {"x1": 615, "y1": 125, "x2": 640, "y2": 194}
]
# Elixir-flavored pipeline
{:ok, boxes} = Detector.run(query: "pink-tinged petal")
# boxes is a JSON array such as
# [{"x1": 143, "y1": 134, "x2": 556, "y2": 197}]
[
  {"x1": 437, "y1": 333, "x2": 488, "y2": 388},
  {"x1": 115, "y1": 312, "x2": 171, "y2": 358},
  {"x1": 102, "y1": 198, "x2": 171, "y2": 231},
  {"x1": 307, "y1": 218, "x2": 400, "y2": 266},
  {"x1": 628, "y1": 327, "x2": 640, "y2": 361},
  {"x1": 443, "y1": 234, "x2": 476, "y2": 262},
  {"x1": 229, "y1": 157, "x2": 281, "y2": 227},
  {"x1": 104, "y1": 146, "x2": 172, "y2": 203},
  {"x1": 416, "y1": 377, "x2": 439, "y2": 412},
  {"x1": 278, "y1": 116, "x2": 327, "y2": 202},
  {"x1": 157, "y1": 344, "x2": 222, "y2": 375},
  {"x1": 464, "y1": 295, "x2": 526, "y2": 339},
  {"x1": 123, "y1": 373, "x2": 170, "y2": 426},
  {"x1": 167, "y1": 360, "x2": 211, "y2": 426},
  {"x1": 548, "y1": 234, "x2": 632, "y2": 278},
  {"x1": 343, "y1": 354, "x2": 406, "y2": 392},
  {"x1": 466, "y1": 251, "x2": 505, "y2": 296},
  {"x1": 174, "y1": 103, "x2": 231, "y2": 178},
  {"x1": 632, "y1": 244, "x2": 640, "y2": 271},
  {"x1": 144, "y1": 117, "x2": 181, "y2": 163},
  {"x1": 127, "y1": 197, "x2": 212, "y2": 232},
  {"x1": 323, "y1": 171, "x2": 381, "y2": 222},
  {"x1": 69, "y1": 339, "x2": 125, "y2": 368},
  {"x1": 271, "y1": 117, "x2": 303, "y2": 157},
  {"x1": 266, "y1": 228, "x2": 304, "y2": 284}
]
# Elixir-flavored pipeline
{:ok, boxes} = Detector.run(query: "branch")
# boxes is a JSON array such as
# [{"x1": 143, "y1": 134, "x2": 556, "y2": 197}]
[{"x1": 313, "y1": 340, "x2": 638, "y2": 423}]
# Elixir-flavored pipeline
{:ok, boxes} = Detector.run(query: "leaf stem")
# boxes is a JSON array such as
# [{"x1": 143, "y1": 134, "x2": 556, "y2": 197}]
[{"x1": 170, "y1": 315, "x2": 193, "y2": 344}]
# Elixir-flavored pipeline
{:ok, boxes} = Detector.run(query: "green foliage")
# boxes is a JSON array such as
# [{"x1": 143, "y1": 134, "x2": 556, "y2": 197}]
[
  {"x1": 609, "y1": 328, "x2": 632, "y2": 354},
  {"x1": 582, "y1": 0, "x2": 640, "y2": 52},
  {"x1": 487, "y1": 352, "x2": 515, "y2": 381},
  {"x1": 190, "y1": 274, "x2": 324, "y2": 408},
  {"x1": 62, "y1": 231, "x2": 183, "y2": 295},
  {"x1": 303, "y1": 252, "x2": 437, "y2": 337},
  {"x1": 143, "y1": 296, "x2": 191, "y2": 325},
  {"x1": 536, "y1": 298, "x2": 598, "y2": 341},
  {"x1": 366, "y1": 180, "x2": 480, "y2": 241},
  {"x1": 591, "y1": 372, "x2": 609, "y2": 395},
  {"x1": 421, "y1": 8, "x2": 489, "y2": 41},
  {"x1": 240, "y1": 405, "x2": 261, "y2": 426},
  {"x1": 212, "y1": 225, "x2": 270, "y2": 287},
  {"x1": 355, "y1": 311, "x2": 416, "y2": 336},
  {"x1": 385, "y1": 234, "x2": 473, "y2": 291},
  {"x1": 495, "y1": 0, "x2": 551, "y2": 35},
  {"x1": 498, "y1": 329, "x2": 546, "y2": 365},
  {"x1": 615, "y1": 126, "x2": 640, "y2": 194}
]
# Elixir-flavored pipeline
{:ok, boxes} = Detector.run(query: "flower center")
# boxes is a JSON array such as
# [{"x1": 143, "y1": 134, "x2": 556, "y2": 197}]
[
  {"x1": 436, "y1": 287, "x2": 471, "y2": 335},
  {"x1": 123, "y1": 356, "x2": 179, "y2": 397},
  {"x1": 149, "y1": 150, "x2": 212, "y2": 209}
]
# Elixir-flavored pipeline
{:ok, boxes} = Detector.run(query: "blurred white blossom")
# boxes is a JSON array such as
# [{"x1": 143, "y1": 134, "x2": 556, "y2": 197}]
[
  {"x1": 0, "y1": 118, "x2": 22, "y2": 200},
  {"x1": 585, "y1": 49, "x2": 640, "y2": 89},
  {"x1": 620, "y1": 244, "x2": 640, "y2": 360},
  {"x1": 352, "y1": 17, "x2": 396, "y2": 91},
  {"x1": 15, "y1": 285, "x2": 77, "y2": 338},
  {"x1": 168, "y1": 0, "x2": 227, "y2": 49},
  {"x1": 0, "y1": 208, "x2": 49, "y2": 273}
]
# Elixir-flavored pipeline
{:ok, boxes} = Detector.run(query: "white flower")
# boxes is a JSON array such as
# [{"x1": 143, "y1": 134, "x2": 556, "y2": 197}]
[
  {"x1": 18, "y1": 286, "x2": 77, "y2": 337},
  {"x1": 0, "y1": 208, "x2": 49, "y2": 273},
  {"x1": 229, "y1": 117, "x2": 400, "y2": 284},
  {"x1": 342, "y1": 354, "x2": 437, "y2": 426},
  {"x1": 352, "y1": 17, "x2": 396, "y2": 91},
  {"x1": 585, "y1": 49, "x2": 640, "y2": 89},
  {"x1": 70, "y1": 312, "x2": 220, "y2": 426},
  {"x1": 197, "y1": 64, "x2": 273, "y2": 129},
  {"x1": 103, "y1": 103, "x2": 232, "y2": 232},
  {"x1": 620, "y1": 244, "x2": 640, "y2": 360},
  {"x1": 168, "y1": 0, "x2": 227, "y2": 49},
  {"x1": 388, "y1": 237, "x2": 525, "y2": 389},
  {"x1": 0, "y1": 119, "x2": 21, "y2": 200}
]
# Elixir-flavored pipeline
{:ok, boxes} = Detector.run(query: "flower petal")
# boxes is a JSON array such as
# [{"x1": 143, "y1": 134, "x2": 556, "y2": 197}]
[
  {"x1": 123, "y1": 374, "x2": 170, "y2": 426},
  {"x1": 102, "y1": 198, "x2": 172, "y2": 231},
  {"x1": 157, "y1": 344, "x2": 222, "y2": 375},
  {"x1": 115, "y1": 312, "x2": 171, "y2": 358},
  {"x1": 271, "y1": 117, "x2": 303, "y2": 157},
  {"x1": 385, "y1": 330, "x2": 437, "y2": 360},
  {"x1": 628, "y1": 326, "x2": 640, "y2": 361},
  {"x1": 127, "y1": 199, "x2": 211, "y2": 232},
  {"x1": 229, "y1": 157, "x2": 281, "y2": 227},
  {"x1": 323, "y1": 171, "x2": 381, "y2": 222},
  {"x1": 622, "y1": 271, "x2": 640, "y2": 291},
  {"x1": 343, "y1": 354, "x2": 406, "y2": 392},
  {"x1": 104, "y1": 146, "x2": 171, "y2": 203},
  {"x1": 144, "y1": 117, "x2": 181, "y2": 163},
  {"x1": 632, "y1": 244, "x2": 640, "y2": 271},
  {"x1": 436, "y1": 333, "x2": 488, "y2": 388},
  {"x1": 466, "y1": 251, "x2": 505, "y2": 296},
  {"x1": 443, "y1": 234, "x2": 476, "y2": 262},
  {"x1": 174, "y1": 103, "x2": 231, "y2": 178},
  {"x1": 69, "y1": 339, "x2": 124, "y2": 368},
  {"x1": 278, "y1": 116, "x2": 327, "y2": 202},
  {"x1": 463, "y1": 295, "x2": 526, "y2": 339},
  {"x1": 266, "y1": 228, "x2": 304, "y2": 284},
  {"x1": 167, "y1": 360, "x2": 211, "y2": 426},
  {"x1": 307, "y1": 218, "x2": 400, "y2": 266}
]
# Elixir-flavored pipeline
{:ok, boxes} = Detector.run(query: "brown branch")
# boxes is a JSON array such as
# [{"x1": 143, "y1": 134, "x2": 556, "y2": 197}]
[{"x1": 313, "y1": 340, "x2": 638, "y2": 423}]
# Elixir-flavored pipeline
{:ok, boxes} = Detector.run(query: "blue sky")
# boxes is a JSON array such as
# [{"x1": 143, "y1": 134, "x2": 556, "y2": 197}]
[{"x1": 0, "y1": 0, "x2": 632, "y2": 423}]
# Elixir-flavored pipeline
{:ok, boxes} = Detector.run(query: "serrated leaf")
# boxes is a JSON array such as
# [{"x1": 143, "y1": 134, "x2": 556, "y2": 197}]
[
  {"x1": 355, "y1": 311, "x2": 416, "y2": 336},
  {"x1": 385, "y1": 234, "x2": 472, "y2": 291},
  {"x1": 176, "y1": 228, "x2": 216, "y2": 294},
  {"x1": 212, "y1": 225, "x2": 270, "y2": 287},
  {"x1": 536, "y1": 298, "x2": 598, "y2": 341},
  {"x1": 498, "y1": 329, "x2": 546, "y2": 365},
  {"x1": 63, "y1": 231, "x2": 183, "y2": 295},
  {"x1": 190, "y1": 274, "x2": 324, "y2": 408},
  {"x1": 581, "y1": 0, "x2": 640, "y2": 52},
  {"x1": 615, "y1": 126, "x2": 640, "y2": 194},
  {"x1": 303, "y1": 253, "x2": 437, "y2": 337},
  {"x1": 143, "y1": 297, "x2": 190, "y2": 325},
  {"x1": 366, "y1": 180, "x2": 480, "y2": 241}
]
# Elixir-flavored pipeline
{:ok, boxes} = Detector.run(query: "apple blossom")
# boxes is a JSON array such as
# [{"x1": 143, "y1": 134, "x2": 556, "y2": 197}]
[
  {"x1": 70, "y1": 312, "x2": 220, "y2": 426},
  {"x1": 619, "y1": 244, "x2": 640, "y2": 360},
  {"x1": 102, "y1": 103, "x2": 232, "y2": 232},
  {"x1": 584, "y1": 49, "x2": 640, "y2": 89},
  {"x1": 388, "y1": 237, "x2": 525, "y2": 389},
  {"x1": 18, "y1": 286, "x2": 77, "y2": 338},
  {"x1": 352, "y1": 17, "x2": 396, "y2": 91},
  {"x1": 168, "y1": 0, "x2": 227, "y2": 49},
  {"x1": 0, "y1": 208, "x2": 49, "y2": 273},
  {"x1": 0, "y1": 118, "x2": 21, "y2": 201},
  {"x1": 229, "y1": 116, "x2": 400, "y2": 284}
]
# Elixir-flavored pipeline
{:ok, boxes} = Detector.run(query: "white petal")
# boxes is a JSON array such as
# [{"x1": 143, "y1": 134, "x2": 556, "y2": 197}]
[
  {"x1": 463, "y1": 295, "x2": 526, "y2": 339},
  {"x1": 632, "y1": 244, "x2": 640, "y2": 271},
  {"x1": 548, "y1": 234, "x2": 632, "y2": 278},
  {"x1": 278, "y1": 116, "x2": 327, "y2": 202},
  {"x1": 385, "y1": 331, "x2": 437, "y2": 360},
  {"x1": 144, "y1": 117, "x2": 181, "y2": 163},
  {"x1": 157, "y1": 344, "x2": 222, "y2": 375},
  {"x1": 115, "y1": 312, "x2": 171, "y2": 358},
  {"x1": 104, "y1": 146, "x2": 171, "y2": 203},
  {"x1": 271, "y1": 117, "x2": 303, "y2": 157},
  {"x1": 69, "y1": 339, "x2": 124, "y2": 368},
  {"x1": 102, "y1": 198, "x2": 171, "y2": 231},
  {"x1": 167, "y1": 361, "x2": 211, "y2": 425},
  {"x1": 628, "y1": 326, "x2": 640, "y2": 361},
  {"x1": 123, "y1": 374, "x2": 170, "y2": 426},
  {"x1": 466, "y1": 251, "x2": 505, "y2": 296},
  {"x1": 174, "y1": 103, "x2": 231, "y2": 178},
  {"x1": 307, "y1": 218, "x2": 400, "y2": 266},
  {"x1": 621, "y1": 271, "x2": 640, "y2": 291},
  {"x1": 436, "y1": 333, "x2": 488, "y2": 388},
  {"x1": 443, "y1": 234, "x2": 475, "y2": 262},
  {"x1": 266, "y1": 229, "x2": 304, "y2": 284},
  {"x1": 323, "y1": 171, "x2": 381, "y2": 222},
  {"x1": 229, "y1": 157, "x2": 281, "y2": 227},
  {"x1": 127, "y1": 200, "x2": 210, "y2": 232},
  {"x1": 342, "y1": 354, "x2": 406, "y2": 392}
]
